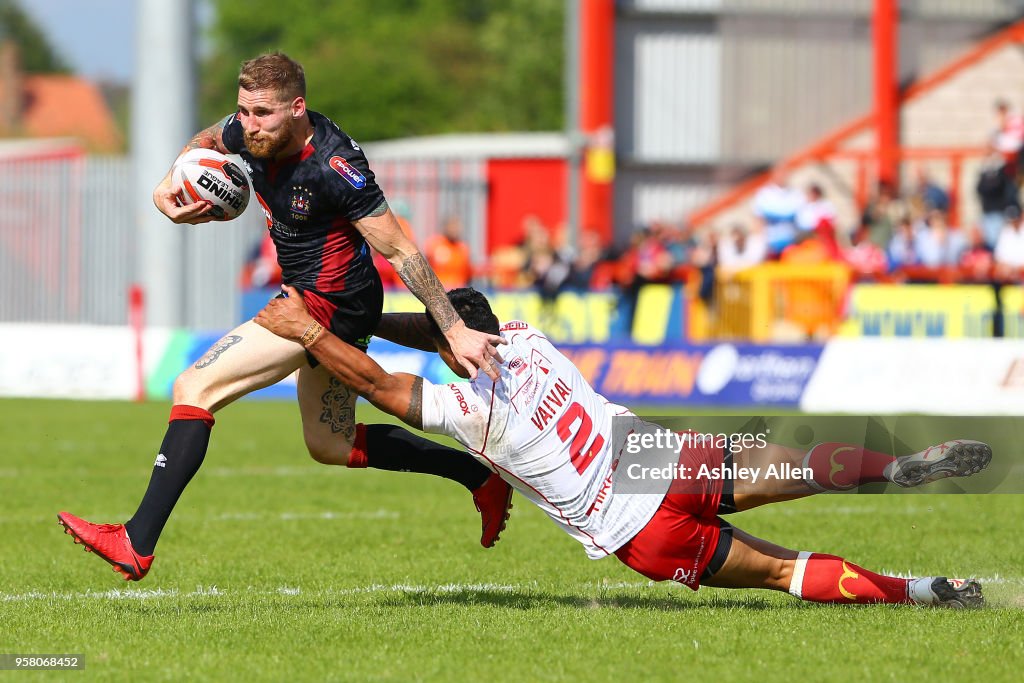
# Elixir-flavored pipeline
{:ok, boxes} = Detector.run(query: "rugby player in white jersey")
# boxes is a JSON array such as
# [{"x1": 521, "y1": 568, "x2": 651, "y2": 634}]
[{"x1": 256, "y1": 286, "x2": 989, "y2": 608}]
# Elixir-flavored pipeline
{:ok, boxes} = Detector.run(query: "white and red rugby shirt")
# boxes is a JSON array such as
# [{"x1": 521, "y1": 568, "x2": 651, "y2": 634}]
[{"x1": 421, "y1": 321, "x2": 671, "y2": 558}]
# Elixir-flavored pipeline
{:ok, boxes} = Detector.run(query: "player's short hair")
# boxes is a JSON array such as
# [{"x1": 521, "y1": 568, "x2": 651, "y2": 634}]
[
  {"x1": 238, "y1": 52, "x2": 306, "y2": 102},
  {"x1": 426, "y1": 288, "x2": 500, "y2": 337}
]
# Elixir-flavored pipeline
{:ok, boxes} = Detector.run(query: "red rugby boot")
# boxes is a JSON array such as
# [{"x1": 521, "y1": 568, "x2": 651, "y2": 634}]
[
  {"x1": 57, "y1": 512, "x2": 153, "y2": 581},
  {"x1": 472, "y1": 473, "x2": 513, "y2": 548}
]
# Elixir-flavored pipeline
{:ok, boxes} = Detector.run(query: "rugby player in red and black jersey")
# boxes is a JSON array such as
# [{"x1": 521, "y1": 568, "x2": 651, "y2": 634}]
[{"x1": 57, "y1": 53, "x2": 512, "y2": 581}]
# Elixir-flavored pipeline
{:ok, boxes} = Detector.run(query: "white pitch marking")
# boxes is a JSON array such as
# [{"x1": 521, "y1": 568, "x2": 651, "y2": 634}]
[
  {"x1": 4, "y1": 577, "x2": 1021, "y2": 603},
  {"x1": 1, "y1": 582, "x2": 527, "y2": 602},
  {"x1": 211, "y1": 509, "x2": 399, "y2": 522}
]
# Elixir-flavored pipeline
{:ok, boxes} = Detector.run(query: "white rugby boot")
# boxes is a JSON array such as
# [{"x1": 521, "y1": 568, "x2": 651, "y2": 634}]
[
  {"x1": 886, "y1": 440, "x2": 991, "y2": 488},
  {"x1": 908, "y1": 577, "x2": 984, "y2": 609}
]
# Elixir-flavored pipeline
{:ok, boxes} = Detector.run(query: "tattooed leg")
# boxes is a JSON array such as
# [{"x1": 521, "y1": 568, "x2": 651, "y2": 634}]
[
  {"x1": 298, "y1": 364, "x2": 358, "y2": 465},
  {"x1": 174, "y1": 319, "x2": 307, "y2": 412},
  {"x1": 120, "y1": 319, "x2": 307, "y2": 554},
  {"x1": 320, "y1": 377, "x2": 357, "y2": 439},
  {"x1": 194, "y1": 335, "x2": 242, "y2": 369}
]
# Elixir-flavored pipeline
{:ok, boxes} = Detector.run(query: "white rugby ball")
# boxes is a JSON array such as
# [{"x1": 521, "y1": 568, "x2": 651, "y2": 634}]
[{"x1": 173, "y1": 148, "x2": 251, "y2": 220}]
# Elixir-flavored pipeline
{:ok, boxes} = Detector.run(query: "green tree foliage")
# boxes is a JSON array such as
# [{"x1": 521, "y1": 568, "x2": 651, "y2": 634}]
[
  {"x1": 202, "y1": 0, "x2": 563, "y2": 140},
  {"x1": 0, "y1": 0, "x2": 68, "y2": 73}
]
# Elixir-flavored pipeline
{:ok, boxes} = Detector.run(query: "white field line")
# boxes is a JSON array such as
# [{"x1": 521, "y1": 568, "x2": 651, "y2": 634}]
[
  {"x1": 0, "y1": 509, "x2": 401, "y2": 524},
  {"x1": 3, "y1": 577, "x2": 1022, "y2": 603},
  {"x1": 0, "y1": 582, "x2": 529, "y2": 602},
  {"x1": 0, "y1": 466, "x2": 326, "y2": 478},
  {"x1": 211, "y1": 509, "x2": 399, "y2": 522}
]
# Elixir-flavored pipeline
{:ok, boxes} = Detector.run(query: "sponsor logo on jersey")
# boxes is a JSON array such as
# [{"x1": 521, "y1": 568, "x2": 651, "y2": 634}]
[
  {"x1": 530, "y1": 349, "x2": 553, "y2": 376},
  {"x1": 448, "y1": 383, "x2": 475, "y2": 415},
  {"x1": 290, "y1": 185, "x2": 313, "y2": 220},
  {"x1": 500, "y1": 321, "x2": 529, "y2": 332},
  {"x1": 529, "y1": 378, "x2": 572, "y2": 431},
  {"x1": 509, "y1": 375, "x2": 539, "y2": 415},
  {"x1": 256, "y1": 191, "x2": 300, "y2": 237},
  {"x1": 586, "y1": 459, "x2": 617, "y2": 516},
  {"x1": 329, "y1": 156, "x2": 366, "y2": 189},
  {"x1": 508, "y1": 357, "x2": 527, "y2": 377},
  {"x1": 350, "y1": 138, "x2": 361, "y2": 151}
]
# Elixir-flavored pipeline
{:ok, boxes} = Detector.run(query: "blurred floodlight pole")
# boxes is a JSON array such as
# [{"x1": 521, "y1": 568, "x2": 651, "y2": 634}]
[
  {"x1": 565, "y1": 0, "x2": 582, "y2": 249},
  {"x1": 132, "y1": 0, "x2": 195, "y2": 326}
]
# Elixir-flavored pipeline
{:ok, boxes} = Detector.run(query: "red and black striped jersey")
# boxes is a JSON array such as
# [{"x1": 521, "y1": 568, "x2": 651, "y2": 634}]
[{"x1": 222, "y1": 110, "x2": 384, "y2": 296}]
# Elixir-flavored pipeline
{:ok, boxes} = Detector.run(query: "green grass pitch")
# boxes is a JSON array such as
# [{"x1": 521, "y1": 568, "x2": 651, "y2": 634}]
[{"x1": 2, "y1": 399, "x2": 1022, "y2": 682}]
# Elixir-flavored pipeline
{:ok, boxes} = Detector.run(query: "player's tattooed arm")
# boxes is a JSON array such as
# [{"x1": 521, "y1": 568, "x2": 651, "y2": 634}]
[
  {"x1": 255, "y1": 287, "x2": 430, "y2": 428},
  {"x1": 181, "y1": 115, "x2": 232, "y2": 156},
  {"x1": 374, "y1": 313, "x2": 437, "y2": 352},
  {"x1": 351, "y1": 211, "x2": 460, "y2": 332},
  {"x1": 396, "y1": 254, "x2": 459, "y2": 333},
  {"x1": 405, "y1": 376, "x2": 424, "y2": 430},
  {"x1": 153, "y1": 116, "x2": 232, "y2": 222},
  {"x1": 353, "y1": 210, "x2": 505, "y2": 380}
]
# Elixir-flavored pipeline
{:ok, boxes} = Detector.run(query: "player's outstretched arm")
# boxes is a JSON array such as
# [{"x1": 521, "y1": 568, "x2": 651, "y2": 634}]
[
  {"x1": 255, "y1": 285, "x2": 424, "y2": 427},
  {"x1": 354, "y1": 206, "x2": 506, "y2": 380},
  {"x1": 152, "y1": 116, "x2": 234, "y2": 225},
  {"x1": 374, "y1": 313, "x2": 437, "y2": 352}
]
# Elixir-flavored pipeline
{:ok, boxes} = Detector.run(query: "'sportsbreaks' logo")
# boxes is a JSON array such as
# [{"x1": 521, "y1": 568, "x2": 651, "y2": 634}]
[
  {"x1": 329, "y1": 156, "x2": 366, "y2": 189},
  {"x1": 449, "y1": 384, "x2": 473, "y2": 416}
]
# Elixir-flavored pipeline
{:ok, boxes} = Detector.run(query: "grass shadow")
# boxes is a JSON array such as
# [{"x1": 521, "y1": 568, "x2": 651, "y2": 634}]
[{"x1": 376, "y1": 588, "x2": 783, "y2": 611}]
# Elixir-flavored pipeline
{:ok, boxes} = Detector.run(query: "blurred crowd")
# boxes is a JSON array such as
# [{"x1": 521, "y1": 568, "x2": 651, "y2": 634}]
[{"x1": 242, "y1": 99, "x2": 1024, "y2": 294}]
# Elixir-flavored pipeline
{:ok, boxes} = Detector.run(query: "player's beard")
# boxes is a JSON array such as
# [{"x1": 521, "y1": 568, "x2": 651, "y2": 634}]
[{"x1": 244, "y1": 118, "x2": 294, "y2": 159}]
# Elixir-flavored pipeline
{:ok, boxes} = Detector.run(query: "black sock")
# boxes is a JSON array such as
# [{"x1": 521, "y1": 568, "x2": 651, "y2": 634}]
[
  {"x1": 359, "y1": 424, "x2": 491, "y2": 491},
  {"x1": 125, "y1": 406, "x2": 214, "y2": 556}
]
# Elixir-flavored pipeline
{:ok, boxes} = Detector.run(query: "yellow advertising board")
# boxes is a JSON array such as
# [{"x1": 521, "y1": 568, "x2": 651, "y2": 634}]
[
  {"x1": 999, "y1": 286, "x2": 1024, "y2": 339},
  {"x1": 838, "y1": 285, "x2": 997, "y2": 338}
]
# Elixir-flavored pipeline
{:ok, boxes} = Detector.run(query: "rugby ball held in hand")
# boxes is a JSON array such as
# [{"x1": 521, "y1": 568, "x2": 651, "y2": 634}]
[{"x1": 174, "y1": 148, "x2": 251, "y2": 220}]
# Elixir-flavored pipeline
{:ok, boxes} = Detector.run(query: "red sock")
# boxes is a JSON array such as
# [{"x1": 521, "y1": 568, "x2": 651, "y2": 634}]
[
  {"x1": 168, "y1": 404, "x2": 215, "y2": 428},
  {"x1": 346, "y1": 423, "x2": 368, "y2": 468},
  {"x1": 789, "y1": 552, "x2": 911, "y2": 604},
  {"x1": 802, "y1": 442, "x2": 895, "y2": 491}
]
